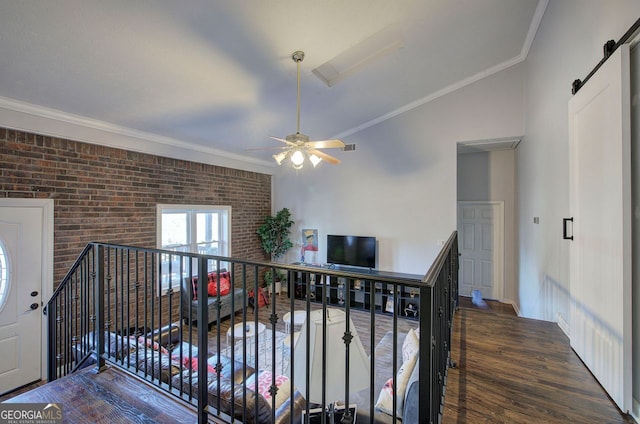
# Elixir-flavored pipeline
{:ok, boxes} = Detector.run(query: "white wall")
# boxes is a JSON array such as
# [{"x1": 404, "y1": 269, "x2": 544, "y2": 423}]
[
  {"x1": 457, "y1": 150, "x2": 517, "y2": 303},
  {"x1": 519, "y1": 1, "x2": 640, "y2": 416},
  {"x1": 273, "y1": 63, "x2": 524, "y2": 276},
  {"x1": 519, "y1": 0, "x2": 640, "y2": 320}
]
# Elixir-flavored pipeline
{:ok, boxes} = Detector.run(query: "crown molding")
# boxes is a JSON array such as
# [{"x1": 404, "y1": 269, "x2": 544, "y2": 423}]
[
  {"x1": 0, "y1": 95, "x2": 275, "y2": 174},
  {"x1": 521, "y1": 0, "x2": 549, "y2": 59},
  {"x1": 0, "y1": 1, "x2": 549, "y2": 165},
  {"x1": 334, "y1": 0, "x2": 549, "y2": 140}
]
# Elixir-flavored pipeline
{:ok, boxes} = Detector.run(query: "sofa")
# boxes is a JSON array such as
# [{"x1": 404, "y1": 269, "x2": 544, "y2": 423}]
[
  {"x1": 352, "y1": 328, "x2": 420, "y2": 423},
  {"x1": 76, "y1": 329, "x2": 305, "y2": 424},
  {"x1": 173, "y1": 354, "x2": 306, "y2": 423},
  {"x1": 181, "y1": 269, "x2": 245, "y2": 329},
  {"x1": 73, "y1": 324, "x2": 182, "y2": 370}
]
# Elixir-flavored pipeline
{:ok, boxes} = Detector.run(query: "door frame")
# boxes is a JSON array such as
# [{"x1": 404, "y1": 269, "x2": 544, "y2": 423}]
[
  {"x1": 456, "y1": 200, "x2": 505, "y2": 301},
  {"x1": 0, "y1": 198, "x2": 54, "y2": 383}
]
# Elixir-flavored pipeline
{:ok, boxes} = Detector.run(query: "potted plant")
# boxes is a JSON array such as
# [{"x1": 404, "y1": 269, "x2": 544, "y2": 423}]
[
  {"x1": 264, "y1": 268, "x2": 287, "y2": 295},
  {"x1": 257, "y1": 208, "x2": 294, "y2": 294}
]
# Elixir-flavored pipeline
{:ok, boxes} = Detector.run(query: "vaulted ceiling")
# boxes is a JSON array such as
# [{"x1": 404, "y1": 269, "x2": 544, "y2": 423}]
[{"x1": 0, "y1": 0, "x2": 545, "y2": 166}]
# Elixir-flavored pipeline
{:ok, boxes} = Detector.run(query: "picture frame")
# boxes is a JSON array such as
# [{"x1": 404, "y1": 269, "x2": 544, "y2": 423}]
[
  {"x1": 301, "y1": 228, "x2": 319, "y2": 264},
  {"x1": 385, "y1": 295, "x2": 394, "y2": 313}
]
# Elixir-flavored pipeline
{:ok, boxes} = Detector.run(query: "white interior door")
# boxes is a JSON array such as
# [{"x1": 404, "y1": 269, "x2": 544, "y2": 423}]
[
  {"x1": 568, "y1": 44, "x2": 632, "y2": 413},
  {"x1": 0, "y1": 201, "x2": 50, "y2": 395},
  {"x1": 457, "y1": 201, "x2": 504, "y2": 300}
]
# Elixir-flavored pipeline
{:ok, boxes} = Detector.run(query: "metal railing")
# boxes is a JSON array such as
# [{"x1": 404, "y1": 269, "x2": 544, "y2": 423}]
[{"x1": 44, "y1": 232, "x2": 458, "y2": 423}]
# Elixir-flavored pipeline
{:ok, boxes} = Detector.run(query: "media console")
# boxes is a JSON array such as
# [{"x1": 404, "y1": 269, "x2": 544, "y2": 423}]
[{"x1": 288, "y1": 264, "x2": 423, "y2": 320}]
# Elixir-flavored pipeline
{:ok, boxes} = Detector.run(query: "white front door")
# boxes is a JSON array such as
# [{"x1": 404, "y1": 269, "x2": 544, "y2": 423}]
[
  {"x1": 0, "y1": 202, "x2": 48, "y2": 394},
  {"x1": 568, "y1": 45, "x2": 632, "y2": 412},
  {"x1": 457, "y1": 201, "x2": 503, "y2": 300}
]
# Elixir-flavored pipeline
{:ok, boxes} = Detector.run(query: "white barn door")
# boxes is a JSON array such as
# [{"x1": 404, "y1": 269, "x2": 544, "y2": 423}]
[{"x1": 568, "y1": 45, "x2": 632, "y2": 413}]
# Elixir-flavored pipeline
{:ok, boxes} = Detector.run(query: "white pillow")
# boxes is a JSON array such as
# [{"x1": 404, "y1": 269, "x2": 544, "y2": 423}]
[
  {"x1": 402, "y1": 328, "x2": 420, "y2": 363},
  {"x1": 245, "y1": 370, "x2": 291, "y2": 410},
  {"x1": 375, "y1": 346, "x2": 419, "y2": 418},
  {"x1": 375, "y1": 377, "x2": 394, "y2": 416}
]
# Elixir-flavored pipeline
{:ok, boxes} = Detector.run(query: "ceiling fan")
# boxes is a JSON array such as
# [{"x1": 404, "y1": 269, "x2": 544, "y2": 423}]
[{"x1": 253, "y1": 51, "x2": 350, "y2": 169}]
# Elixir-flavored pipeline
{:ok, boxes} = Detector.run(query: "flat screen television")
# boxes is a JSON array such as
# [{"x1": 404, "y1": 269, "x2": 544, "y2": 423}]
[{"x1": 326, "y1": 235, "x2": 376, "y2": 269}]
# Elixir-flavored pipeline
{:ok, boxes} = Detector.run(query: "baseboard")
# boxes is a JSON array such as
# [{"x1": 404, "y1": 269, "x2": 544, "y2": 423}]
[
  {"x1": 632, "y1": 397, "x2": 640, "y2": 423},
  {"x1": 501, "y1": 299, "x2": 520, "y2": 316},
  {"x1": 556, "y1": 313, "x2": 569, "y2": 337}
]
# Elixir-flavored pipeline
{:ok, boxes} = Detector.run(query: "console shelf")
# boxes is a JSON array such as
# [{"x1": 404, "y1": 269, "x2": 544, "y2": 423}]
[{"x1": 289, "y1": 268, "x2": 422, "y2": 321}]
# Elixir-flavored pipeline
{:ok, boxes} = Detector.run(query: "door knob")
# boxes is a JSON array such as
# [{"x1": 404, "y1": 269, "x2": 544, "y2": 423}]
[
  {"x1": 31, "y1": 291, "x2": 38, "y2": 297},
  {"x1": 30, "y1": 303, "x2": 39, "y2": 310}
]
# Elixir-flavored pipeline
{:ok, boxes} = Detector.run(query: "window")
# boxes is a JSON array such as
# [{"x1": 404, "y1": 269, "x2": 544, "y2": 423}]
[
  {"x1": 0, "y1": 240, "x2": 9, "y2": 312},
  {"x1": 157, "y1": 205, "x2": 231, "y2": 294}
]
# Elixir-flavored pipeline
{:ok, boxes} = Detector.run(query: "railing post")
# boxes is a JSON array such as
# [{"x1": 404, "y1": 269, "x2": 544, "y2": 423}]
[
  {"x1": 94, "y1": 244, "x2": 106, "y2": 372},
  {"x1": 419, "y1": 283, "x2": 433, "y2": 423},
  {"x1": 197, "y1": 256, "x2": 209, "y2": 424},
  {"x1": 342, "y1": 285, "x2": 354, "y2": 424},
  {"x1": 46, "y1": 300, "x2": 56, "y2": 381}
]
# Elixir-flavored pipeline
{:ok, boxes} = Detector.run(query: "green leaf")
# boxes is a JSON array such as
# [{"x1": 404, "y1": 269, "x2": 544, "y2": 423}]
[{"x1": 257, "y1": 207, "x2": 295, "y2": 261}]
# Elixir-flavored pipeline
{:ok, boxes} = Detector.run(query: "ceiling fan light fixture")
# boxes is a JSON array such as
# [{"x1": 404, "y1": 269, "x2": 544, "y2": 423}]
[
  {"x1": 262, "y1": 50, "x2": 347, "y2": 169},
  {"x1": 273, "y1": 151, "x2": 287, "y2": 165},
  {"x1": 291, "y1": 149, "x2": 305, "y2": 167},
  {"x1": 309, "y1": 154, "x2": 322, "y2": 167}
]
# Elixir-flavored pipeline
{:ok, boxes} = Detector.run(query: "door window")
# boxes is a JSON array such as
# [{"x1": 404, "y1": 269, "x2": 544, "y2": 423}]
[{"x1": 0, "y1": 240, "x2": 9, "y2": 311}]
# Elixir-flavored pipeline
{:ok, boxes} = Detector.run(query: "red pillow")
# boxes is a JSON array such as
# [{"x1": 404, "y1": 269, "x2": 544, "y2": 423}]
[
  {"x1": 220, "y1": 277, "x2": 231, "y2": 296},
  {"x1": 207, "y1": 272, "x2": 231, "y2": 297},
  {"x1": 191, "y1": 276, "x2": 199, "y2": 301},
  {"x1": 192, "y1": 271, "x2": 231, "y2": 300}
]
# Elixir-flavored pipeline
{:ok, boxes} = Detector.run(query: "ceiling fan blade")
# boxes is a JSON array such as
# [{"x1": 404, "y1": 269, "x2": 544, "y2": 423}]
[
  {"x1": 244, "y1": 146, "x2": 290, "y2": 151},
  {"x1": 306, "y1": 139, "x2": 346, "y2": 149},
  {"x1": 309, "y1": 149, "x2": 341, "y2": 165},
  {"x1": 269, "y1": 136, "x2": 298, "y2": 147}
]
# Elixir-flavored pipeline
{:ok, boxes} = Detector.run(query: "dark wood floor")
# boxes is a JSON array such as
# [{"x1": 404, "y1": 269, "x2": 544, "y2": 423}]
[
  {"x1": 1, "y1": 295, "x2": 632, "y2": 424},
  {"x1": 1, "y1": 365, "x2": 196, "y2": 423},
  {"x1": 457, "y1": 295, "x2": 518, "y2": 316},
  {"x1": 443, "y1": 304, "x2": 633, "y2": 423}
]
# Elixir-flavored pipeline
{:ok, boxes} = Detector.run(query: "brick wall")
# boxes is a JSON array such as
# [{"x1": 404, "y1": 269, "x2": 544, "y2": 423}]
[{"x1": 0, "y1": 127, "x2": 271, "y2": 287}]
